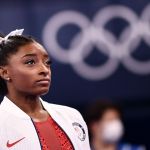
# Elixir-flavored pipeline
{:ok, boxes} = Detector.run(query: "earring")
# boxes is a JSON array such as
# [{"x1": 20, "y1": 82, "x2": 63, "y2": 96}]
[{"x1": 6, "y1": 77, "x2": 10, "y2": 81}]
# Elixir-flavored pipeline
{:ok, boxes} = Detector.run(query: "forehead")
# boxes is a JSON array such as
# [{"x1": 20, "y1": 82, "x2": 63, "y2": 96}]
[
  {"x1": 101, "y1": 109, "x2": 120, "y2": 121},
  {"x1": 16, "y1": 42, "x2": 48, "y2": 57}
]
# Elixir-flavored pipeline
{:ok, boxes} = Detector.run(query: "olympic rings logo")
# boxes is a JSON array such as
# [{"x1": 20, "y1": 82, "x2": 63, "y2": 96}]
[{"x1": 42, "y1": 5, "x2": 150, "y2": 80}]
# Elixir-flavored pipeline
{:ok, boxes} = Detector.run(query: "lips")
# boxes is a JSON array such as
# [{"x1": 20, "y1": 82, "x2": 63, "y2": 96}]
[
  {"x1": 36, "y1": 78, "x2": 50, "y2": 85},
  {"x1": 37, "y1": 78, "x2": 50, "y2": 82}
]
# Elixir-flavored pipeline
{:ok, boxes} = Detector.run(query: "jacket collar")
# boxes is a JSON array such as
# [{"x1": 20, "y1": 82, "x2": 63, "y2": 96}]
[{"x1": 0, "y1": 96, "x2": 30, "y2": 119}]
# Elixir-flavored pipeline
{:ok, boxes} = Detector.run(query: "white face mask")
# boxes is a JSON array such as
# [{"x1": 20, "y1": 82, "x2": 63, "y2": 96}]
[{"x1": 101, "y1": 119, "x2": 124, "y2": 143}]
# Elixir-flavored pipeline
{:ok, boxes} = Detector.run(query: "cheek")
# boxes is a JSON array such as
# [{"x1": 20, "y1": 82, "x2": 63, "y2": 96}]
[{"x1": 10, "y1": 70, "x2": 35, "y2": 87}]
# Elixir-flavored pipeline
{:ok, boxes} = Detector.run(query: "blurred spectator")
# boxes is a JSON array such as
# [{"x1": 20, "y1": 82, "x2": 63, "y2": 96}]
[{"x1": 84, "y1": 100, "x2": 146, "y2": 150}]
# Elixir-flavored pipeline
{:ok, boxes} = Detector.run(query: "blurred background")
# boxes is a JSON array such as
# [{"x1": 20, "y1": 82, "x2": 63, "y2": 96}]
[{"x1": 0, "y1": 0, "x2": 149, "y2": 149}]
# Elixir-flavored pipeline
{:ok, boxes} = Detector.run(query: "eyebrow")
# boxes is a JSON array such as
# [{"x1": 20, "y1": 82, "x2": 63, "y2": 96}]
[{"x1": 22, "y1": 53, "x2": 49, "y2": 58}]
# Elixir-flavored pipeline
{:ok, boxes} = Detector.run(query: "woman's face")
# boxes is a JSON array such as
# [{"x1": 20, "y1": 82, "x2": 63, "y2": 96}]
[
  {"x1": 93, "y1": 109, "x2": 121, "y2": 140},
  {"x1": 6, "y1": 41, "x2": 51, "y2": 96},
  {"x1": 95, "y1": 109, "x2": 123, "y2": 143}
]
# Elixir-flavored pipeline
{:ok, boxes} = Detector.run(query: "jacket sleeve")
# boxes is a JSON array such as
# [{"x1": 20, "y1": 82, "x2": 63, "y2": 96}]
[{"x1": 67, "y1": 107, "x2": 91, "y2": 150}]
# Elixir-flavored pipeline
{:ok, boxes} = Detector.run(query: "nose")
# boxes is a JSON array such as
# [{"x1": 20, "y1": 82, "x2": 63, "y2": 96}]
[{"x1": 39, "y1": 63, "x2": 51, "y2": 76}]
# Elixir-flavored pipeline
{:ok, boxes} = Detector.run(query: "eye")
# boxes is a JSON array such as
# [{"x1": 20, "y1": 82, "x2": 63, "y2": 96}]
[
  {"x1": 45, "y1": 60, "x2": 52, "y2": 66},
  {"x1": 25, "y1": 59, "x2": 35, "y2": 65}
]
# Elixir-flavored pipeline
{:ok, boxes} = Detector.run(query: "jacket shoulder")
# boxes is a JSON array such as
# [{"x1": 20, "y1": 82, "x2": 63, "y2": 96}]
[{"x1": 43, "y1": 101, "x2": 84, "y2": 120}]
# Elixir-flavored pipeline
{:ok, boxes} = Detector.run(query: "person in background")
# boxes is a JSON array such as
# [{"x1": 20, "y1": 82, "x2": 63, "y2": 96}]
[
  {"x1": 84, "y1": 100, "x2": 146, "y2": 150},
  {"x1": 0, "y1": 29, "x2": 91, "y2": 150}
]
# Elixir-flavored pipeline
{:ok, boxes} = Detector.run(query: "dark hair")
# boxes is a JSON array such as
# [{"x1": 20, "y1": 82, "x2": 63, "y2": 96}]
[
  {"x1": 84, "y1": 100, "x2": 122, "y2": 140},
  {"x1": 0, "y1": 34, "x2": 35, "y2": 95}
]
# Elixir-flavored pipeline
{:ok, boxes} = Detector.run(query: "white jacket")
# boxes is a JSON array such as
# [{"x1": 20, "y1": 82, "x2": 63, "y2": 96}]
[{"x1": 0, "y1": 96, "x2": 91, "y2": 150}]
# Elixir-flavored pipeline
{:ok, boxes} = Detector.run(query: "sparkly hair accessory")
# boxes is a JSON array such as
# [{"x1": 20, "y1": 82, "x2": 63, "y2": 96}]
[{"x1": 0, "y1": 29, "x2": 24, "y2": 43}]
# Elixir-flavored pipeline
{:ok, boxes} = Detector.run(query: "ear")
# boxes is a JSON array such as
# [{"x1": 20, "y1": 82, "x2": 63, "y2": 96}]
[{"x1": 0, "y1": 66, "x2": 10, "y2": 81}]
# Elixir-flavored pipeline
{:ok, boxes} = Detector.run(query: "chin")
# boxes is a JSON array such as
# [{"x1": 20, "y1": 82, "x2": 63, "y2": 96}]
[
  {"x1": 31, "y1": 87, "x2": 50, "y2": 96},
  {"x1": 38, "y1": 88, "x2": 50, "y2": 96},
  {"x1": 24, "y1": 85, "x2": 50, "y2": 96}
]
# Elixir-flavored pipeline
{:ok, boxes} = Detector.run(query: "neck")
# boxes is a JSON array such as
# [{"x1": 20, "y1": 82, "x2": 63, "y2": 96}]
[
  {"x1": 91, "y1": 138, "x2": 117, "y2": 150},
  {"x1": 6, "y1": 92, "x2": 43, "y2": 114},
  {"x1": 6, "y1": 89, "x2": 49, "y2": 122}
]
